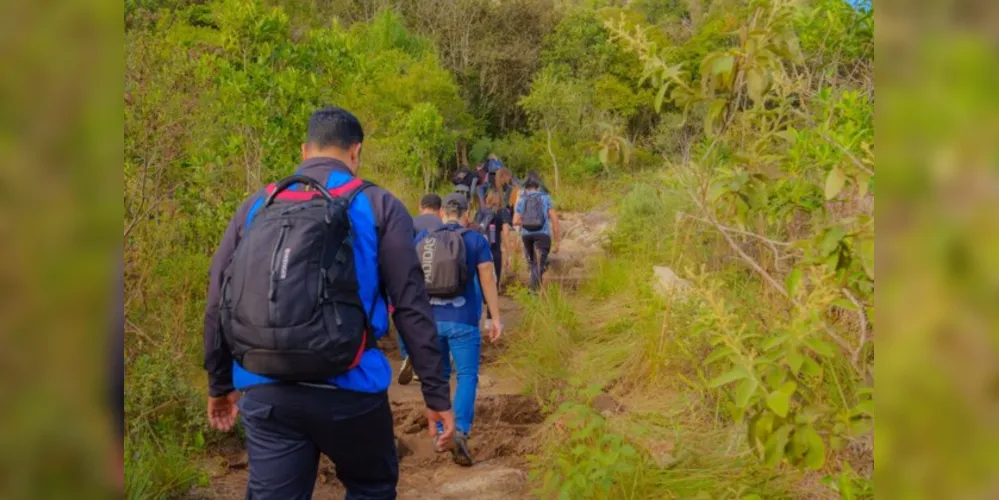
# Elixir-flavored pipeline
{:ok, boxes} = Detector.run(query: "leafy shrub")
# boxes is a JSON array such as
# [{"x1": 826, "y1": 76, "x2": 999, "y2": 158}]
[{"x1": 529, "y1": 402, "x2": 643, "y2": 499}]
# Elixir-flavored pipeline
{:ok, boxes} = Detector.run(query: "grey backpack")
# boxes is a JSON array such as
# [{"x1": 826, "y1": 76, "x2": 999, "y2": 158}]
[
  {"x1": 416, "y1": 226, "x2": 470, "y2": 298},
  {"x1": 521, "y1": 192, "x2": 547, "y2": 231},
  {"x1": 220, "y1": 175, "x2": 373, "y2": 381}
]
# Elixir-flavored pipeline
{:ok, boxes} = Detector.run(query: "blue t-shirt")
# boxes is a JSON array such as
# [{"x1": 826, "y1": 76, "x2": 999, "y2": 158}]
[
  {"x1": 515, "y1": 191, "x2": 554, "y2": 237},
  {"x1": 418, "y1": 223, "x2": 493, "y2": 326}
]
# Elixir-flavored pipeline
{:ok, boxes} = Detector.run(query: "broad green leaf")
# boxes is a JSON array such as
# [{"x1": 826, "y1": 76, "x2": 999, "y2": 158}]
[
  {"x1": 802, "y1": 426, "x2": 826, "y2": 470},
  {"x1": 766, "y1": 390, "x2": 790, "y2": 417},
  {"x1": 761, "y1": 333, "x2": 788, "y2": 351},
  {"x1": 746, "y1": 66, "x2": 766, "y2": 103},
  {"x1": 736, "y1": 377, "x2": 759, "y2": 408},
  {"x1": 801, "y1": 356, "x2": 822, "y2": 377},
  {"x1": 655, "y1": 83, "x2": 669, "y2": 112},
  {"x1": 709, "y1": 367, "x2": 748, "y2": 388},
  {"x1": 856, "y1": 173, "x2": 871, "y2": 198},
  {"x1": 705, "y1": 99, "x2": 727, "y2": 136},
  {"x1": 764, "y1": 425, "x2": 793, "y2": 466},
  {"x1": 805, "y1": 338, "x2": 837, "y2": 357},
  {"x1": 853, "y1": 400, "x2": 874, "y2": 418},
  {"x1": 859, "y1": 238, "x2": 874, "y2": 279},
  {"x1": 712, "y1": 55, "x2": 735, "y2": 76},
  {"x1": 785, "y1": 267, "x2": 803, "y2": 297},
  {"x1": 705, "y1": 347, "x2": 734, "y2": 364},
  {"x1": 825, "y1": 166, "x2": 847, "y2": 200},
  {"x1": 787, "y1": 351, "x2": 804, "y2": 375},
  {"x1": 820, "y1": 227, "x2": 847, "y2": 256},
  {"x1": 832, "y1": 298, "x2": 858, "y2": 311}
]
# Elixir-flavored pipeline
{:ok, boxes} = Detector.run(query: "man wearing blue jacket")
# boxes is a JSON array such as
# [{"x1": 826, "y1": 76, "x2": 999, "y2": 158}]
[{"x1": 203, "y1": 107, "x2": 454, "y2": 499}]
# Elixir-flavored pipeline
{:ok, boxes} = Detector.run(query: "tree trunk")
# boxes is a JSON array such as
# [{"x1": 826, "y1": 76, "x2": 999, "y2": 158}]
[
  {"x1": 423, "y1": 158, "x2": 432, "y2": 193},
  {"x1": 545, "y1": 125, "x2": 560, "y2": 191}
]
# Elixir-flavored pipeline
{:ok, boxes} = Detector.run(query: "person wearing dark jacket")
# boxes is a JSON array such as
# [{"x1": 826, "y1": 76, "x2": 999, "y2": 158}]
[
  {"x1": 412, "y1": 193, "x2": 443, "y2": 235},
  {"x1": 398, "y1": 193, "x2": 444, "y2": 384},
  {"x1": 203, "y1": 106, "x2": 454, "y2": 499}
]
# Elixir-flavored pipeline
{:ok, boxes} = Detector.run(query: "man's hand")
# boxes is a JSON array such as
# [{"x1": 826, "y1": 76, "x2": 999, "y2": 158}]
[
  {"x1": 208, "y1": 392, "x2": 241, "y2": 432},
  {"x1": 427, "y1": 408, "x2": 456, "y2": 447},
  {"x1": 552, "y1": 240, "x2": 560, "y2": 254},
  {"x1": 488, "y1": 318, "x2": 503, "y2": 343}
]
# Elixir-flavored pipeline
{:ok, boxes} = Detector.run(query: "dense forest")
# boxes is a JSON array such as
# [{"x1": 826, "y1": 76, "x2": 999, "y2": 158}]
[{"x1": 124, "y1": 0, "x2": 874, "y2": 497}]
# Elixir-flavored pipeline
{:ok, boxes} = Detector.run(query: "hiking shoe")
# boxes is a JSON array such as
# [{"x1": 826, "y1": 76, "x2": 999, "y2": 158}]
[
  {"x1": 451, "y1": 431, "x2": 474, "y2": 467},
  {"x1": 398, "y1": 358, "x2": 413, "y2": 386}
]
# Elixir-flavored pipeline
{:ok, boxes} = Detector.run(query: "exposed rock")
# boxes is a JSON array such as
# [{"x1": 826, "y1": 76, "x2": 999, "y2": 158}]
[
  {"x1": 590, "y1": 394, "x2": 625, "y2": 417},
  {"x1": 401, "y1": 464, "x2": 526, "y2": 499},
  {"x1": 653, "y1": 266, "x2": 691, "y2": 298}
]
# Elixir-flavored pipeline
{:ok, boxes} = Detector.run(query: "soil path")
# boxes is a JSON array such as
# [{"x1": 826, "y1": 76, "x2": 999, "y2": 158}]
[{"x1": 198, "y1": 212, "x2": 612, "y2": 499}]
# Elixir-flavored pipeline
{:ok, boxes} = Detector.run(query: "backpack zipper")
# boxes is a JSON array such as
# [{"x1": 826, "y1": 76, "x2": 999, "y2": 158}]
[{"x1": 268, "y1": 223, "x2": 291, "y2": 303}]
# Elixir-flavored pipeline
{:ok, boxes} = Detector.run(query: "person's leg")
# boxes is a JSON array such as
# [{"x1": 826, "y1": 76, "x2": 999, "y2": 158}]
[
  {"x1": 523, "y1": 235, "x2": 539, "y2": 291},
  {"x1": 441, "y1": 322, "x2": 481, "y2": 436},
  {"x1": 310, "y1": 393, "x2": 399, "y2": 500},
  {"x1": 536, "y1": 234, "x2": 552, "y2": 286},
  {"x1": 434, "y1": 326, "x2": 453, "y2": 435},
  {"x1": 239, "y1": 389, "x2": 320, "y2": 500},
  {"x1": 493, "y1": 249, "x2": 503, "y2": 285},
  {"x1": 438, "y1": 321, "x2": 481, "y2": 466}
]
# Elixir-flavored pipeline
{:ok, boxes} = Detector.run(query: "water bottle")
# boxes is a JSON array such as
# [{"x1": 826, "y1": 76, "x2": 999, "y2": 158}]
[{"x1": 488, "y1": 223, "x2": 496, "y2": 244}]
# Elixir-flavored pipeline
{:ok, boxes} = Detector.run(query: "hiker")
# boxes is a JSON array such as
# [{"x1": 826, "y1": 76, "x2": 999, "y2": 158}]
[
  {"x1": 474, "y1": 161, "x2": 490, "y2": 207},
  {"x1": 513, "y1": 175, "x2": 560, "y2": 292},
  {"x1": 203, "y1": 106, "x2": 454, "y2": 499},
  {"x1": 474, "y1": 190, "x2": 513, "y2": 289},
  {"x1": 413, "y1": 193, "x2": 444, "y2": 235},
  {"x1": 451, "y1": 166, "x2": 476, "y2": 205},
  {"x1": 494, "y1": 168, "x2": 516, "y2": 211},
  {"x1": 398, "y1": 193, "x2": 444, "y2": 385},
  {"x1": 415, "y1": 192, "x2": 503, "y2": 466}
]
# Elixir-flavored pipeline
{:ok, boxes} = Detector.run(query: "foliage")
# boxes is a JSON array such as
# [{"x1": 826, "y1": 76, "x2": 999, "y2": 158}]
[
  {"x1": 529, "y1": 402, "x2": 642, "y2": 499},
  {"x1": 125, "y1": 0, "x2": 876, "y2": 497},
  {"x1": 125, "y1": 1, "x2": 471, "y2": 495},
  {"x1": 604, "y1": 0, "x2": 874, "y2": 495}
]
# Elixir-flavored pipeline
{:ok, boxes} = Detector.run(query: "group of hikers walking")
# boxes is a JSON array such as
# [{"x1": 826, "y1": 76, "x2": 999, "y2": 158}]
[{"x1": 202, "y1": 106, "x2": 560, "y2": 499}]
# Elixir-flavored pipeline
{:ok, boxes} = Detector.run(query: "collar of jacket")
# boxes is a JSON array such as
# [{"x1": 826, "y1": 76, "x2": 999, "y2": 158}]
[{"x1": 297, "y1": 156, "x2": 354, "y2": 177}]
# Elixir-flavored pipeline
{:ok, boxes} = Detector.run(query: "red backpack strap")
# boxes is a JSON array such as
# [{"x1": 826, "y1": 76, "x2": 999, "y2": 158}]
[{"x1": 265, "y1": 182, "x2": 323, "y2": 202}]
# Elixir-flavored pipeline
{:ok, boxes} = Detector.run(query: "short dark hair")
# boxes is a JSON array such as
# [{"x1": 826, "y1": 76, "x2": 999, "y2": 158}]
[
  {"x1": 420, "y1": 193, "x2": 442, "y2": 210},
  {"x1": 307, "y1": 106, "x2": 364, "y2": 149},
  {"x1": 525, "y1": 170, "x2": 543, "y2": 189}
]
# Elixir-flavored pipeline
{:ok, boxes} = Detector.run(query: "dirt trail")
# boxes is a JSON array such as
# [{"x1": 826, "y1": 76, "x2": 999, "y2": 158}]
[{"x1": 198, "y1": 212, "x2": 612, "y2": 499}]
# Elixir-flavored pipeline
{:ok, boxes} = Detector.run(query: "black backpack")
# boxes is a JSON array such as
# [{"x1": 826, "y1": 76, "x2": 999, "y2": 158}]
[
  {"x1": 521, "y1": 192, "x2": 547, "y2": 231},
  {"x1": 473, "y1": 207, "x2": 498, "y2": 245},
  {"x1": 220, "y1": 175, "x2": 373, "y2": 381},
  {"x1": 416, "y1": 226, "x2": 470, "y2": 298},
  {"x1": 452, "y1": 168, "x2": 474, "y2": 188}
]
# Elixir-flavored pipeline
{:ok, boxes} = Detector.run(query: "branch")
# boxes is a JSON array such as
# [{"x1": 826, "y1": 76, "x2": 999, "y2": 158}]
[
  {"x1": 816, "y1": 130, "x2": 874, "y2": 176},
  {"x1": 842, "y1": 288, "x2": 870, "y2": 370},
  {"x1": 684, "y1": 186, "x2": 860, "y2": 373},
  {"x1": 123, "y1": 187, "x2": 176, "y2": 240},
  {"x1": 677, "y1": 212, "x2": 793, "y2": 247}
]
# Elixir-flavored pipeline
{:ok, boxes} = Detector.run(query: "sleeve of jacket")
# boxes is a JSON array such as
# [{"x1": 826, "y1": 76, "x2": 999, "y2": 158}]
[
  {"x1": 372, "y1": 189, "x2": 451, "y2": 411},
  {"x1": 203, "y1": 200, "x2": 252, "y2": 397}
]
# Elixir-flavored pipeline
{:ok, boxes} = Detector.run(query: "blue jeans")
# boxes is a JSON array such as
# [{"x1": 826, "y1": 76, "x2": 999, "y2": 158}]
[
  {"x1": 398, "y1": 334, "x2": 408, "y2": 361},
  {"x1": 434, "y1": 321, "x2": 481, "y2": 435}
]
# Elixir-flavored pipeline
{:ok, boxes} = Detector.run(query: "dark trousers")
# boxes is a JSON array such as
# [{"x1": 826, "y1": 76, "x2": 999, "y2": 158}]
[
  {"x1": 239, "y1": 384, "x2": 398, "y2": 500},
  {"x1": 522, "y1": 233, "x2": 551, "y2": 291}
]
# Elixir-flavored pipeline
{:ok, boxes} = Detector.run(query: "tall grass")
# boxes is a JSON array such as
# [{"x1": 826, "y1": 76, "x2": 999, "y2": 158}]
[{"x1": 506, "y1": 181, "x2": 817, "y2": 498}]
